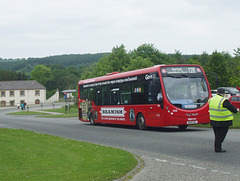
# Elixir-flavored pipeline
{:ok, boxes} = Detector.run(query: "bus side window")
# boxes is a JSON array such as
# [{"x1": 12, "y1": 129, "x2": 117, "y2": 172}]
[
  {"x1": 132, "y1": 81, "x2": 147, "y2": 104},
  {"x1": 102, "y1": 86, "x2": 109, "y2": 105},
  {"x1": 80, "y1": 89, "x2": 84, "y2": 99},
  {"x1": 110, "y1": 87, "x2": 120, "y2": 105},
  {"x1": 89, "y1": 88, "x2": 96, "y2": 103},
  {"x1": 80, "y1": 88, "x2": 88, "y2": 99},
  {"x1": 120, "y1": 83, "x2": 131, "y2": 105},
  {"x1": 96, "y1": 88, "x2": 102, "y2": 106}
]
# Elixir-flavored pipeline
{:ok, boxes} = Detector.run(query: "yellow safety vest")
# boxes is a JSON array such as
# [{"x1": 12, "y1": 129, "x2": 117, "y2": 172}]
[{"x1": 208, "y1": 95, "x2": 233, "y2": 121}]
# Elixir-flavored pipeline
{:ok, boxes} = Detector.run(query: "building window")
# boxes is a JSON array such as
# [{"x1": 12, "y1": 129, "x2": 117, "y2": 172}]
[
  {"x1": 35, "y1": 90, "x2": 40, "y2": 96},
  {"x1": 20, "y1": 90, "x2": 25, "y2": 96},
  {"x1": 1, "y1": 91, "x2": 5, "y2": 97},
  {"x1": 10, "y1": 100, "x2": 15, "y2": 106},
  {"x1": 1, "y1": 101, "x2": 6, "y2": 106},
  {"x1": 10, "y1": 91, "x2": 14, "y2": 97}
]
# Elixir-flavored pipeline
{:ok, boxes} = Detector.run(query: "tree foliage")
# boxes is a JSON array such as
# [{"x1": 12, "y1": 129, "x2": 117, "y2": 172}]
[
  {"x1": 0, "y1": 69, "x2": 28, "y2": 81},
  {"x1": 229, "y1": 50, "x2": 240, "y2": 86},
  {"x1": 30, "y1": 65, "x2": 54, "y2": 86},
  {"x1": 233, "y1": 47, "x2": 240, "y2": 57},
  {"x1": 0, "y1": 53, "x2": 105, "y2": 73},
  {"x1": 124, "y1": 57, "x2": 154, "y2": 71},
  {"x1": 89, "y1": 45, "x2": 130, "y2": 78},
  {"x1": 205, "y1": 51, "x2": 229, "y2": 88},
  {"x1": 130, "y1": 43, "x2": 168, "y2": 65},
  {"x1": 81, "y1": 44, "x2": 240, "y2": 90},
  {"x1": 1, "y1": 44, "x2": 240, "y2": 94}
]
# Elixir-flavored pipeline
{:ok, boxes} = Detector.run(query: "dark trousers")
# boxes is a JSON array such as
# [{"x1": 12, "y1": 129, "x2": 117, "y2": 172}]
[{"x1": 212, "y1": 126, "x2": 229, "y2": 151}]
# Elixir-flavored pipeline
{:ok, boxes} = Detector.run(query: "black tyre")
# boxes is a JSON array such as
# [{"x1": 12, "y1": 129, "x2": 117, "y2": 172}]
[
  {"x1": 89, "y1": 115, "x2": 95, "y2": 125},
  {"x1": 136, "y1": 113, "x2": 147, "y2": 130},
  {"x1": 178, "y1": 125, "x2": 188, "y2": 130}
]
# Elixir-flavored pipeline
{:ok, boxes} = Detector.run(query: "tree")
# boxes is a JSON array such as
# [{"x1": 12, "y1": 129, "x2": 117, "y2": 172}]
[
  {"x1": 233, "y1": 47, "x2": 240, "y2": 57},
  {"x1": 131, "y1": 43, "x2": 168, "y2": 65},
  {"x1": 90, "y1": 45, "x2": 130, "y2": 77},
  {"x1": 206, "y1": 51, "x2": 229, "y2": 88},
  {"x1": 229, "y1": 48, "x2": 240, "y2": 86},
  {"x1": 124, "y1": 57, "x2": 154, "y2": 71},
  {"x1": 197, "y1": 52, "x2": 210, "y2": 68},
  {"x1": 92, "y1": 54, "x2": 114, "y2": 77},
  {"x1": 30, "y1": 65, "x2": 54, "y2": 86},
  {"x1": 229, "y1": 67, "x2": 240, "y2": 87},
  {"x1": 0, "y1": 69, "x2": 28, "y2": 81},
  {"x1": 168, "y1": 50, "x2": 188, "y2": 64},
  {"x1": 107, "y1": 44, "x2": 130, "y2": 72}
]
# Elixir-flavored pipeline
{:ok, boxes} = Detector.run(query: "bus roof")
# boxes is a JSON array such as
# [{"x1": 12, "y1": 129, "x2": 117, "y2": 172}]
[{"x1": 78, "y1": 64, "x2": 201, "y2": 85}]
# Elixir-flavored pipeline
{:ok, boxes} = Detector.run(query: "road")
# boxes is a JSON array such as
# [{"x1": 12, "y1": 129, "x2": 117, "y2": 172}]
[{"x1": 1, "y1": 103, "x2": 240, "y2": 181}]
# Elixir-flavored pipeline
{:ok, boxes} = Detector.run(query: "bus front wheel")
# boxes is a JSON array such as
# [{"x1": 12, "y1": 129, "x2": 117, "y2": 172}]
[
  {"x1": 136, "y1": 113, "x2": 147, "y2": 130},
  {"x1": 178, "y1": 125, "x2": 188, "y2": 130}
]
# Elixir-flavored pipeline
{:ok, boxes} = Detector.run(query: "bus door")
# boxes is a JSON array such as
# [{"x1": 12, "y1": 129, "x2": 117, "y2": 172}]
[
  {"x1": 146, "y1": 104, "x2": 162, "y2": 126},
  {"x1": 145, "y1": 73, "x2": 163, "y2": 125}
]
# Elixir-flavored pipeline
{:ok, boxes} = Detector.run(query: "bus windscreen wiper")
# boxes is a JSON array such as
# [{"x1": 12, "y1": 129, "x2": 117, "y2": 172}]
[{"x1": 166, "y1": 74, "x2": 189, "y2": 78}]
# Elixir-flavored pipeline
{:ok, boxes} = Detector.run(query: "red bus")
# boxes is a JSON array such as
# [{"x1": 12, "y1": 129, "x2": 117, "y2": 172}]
[{"x1": 78, "y1": 65, "x2": 211, "y2": 130}]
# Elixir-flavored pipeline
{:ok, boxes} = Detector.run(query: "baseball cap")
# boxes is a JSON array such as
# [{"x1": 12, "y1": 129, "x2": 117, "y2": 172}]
[{"x1": 217, "y1": 88, "x2": 225, "y2": 94}]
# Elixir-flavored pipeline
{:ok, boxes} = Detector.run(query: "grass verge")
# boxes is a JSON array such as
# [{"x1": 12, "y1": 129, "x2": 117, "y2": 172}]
[
  {"x1": 191, "y1": 113, "x2": 240, "y2": 128},
  {"x1": 39, "y1": 105, "x2": 78, "y2": 118},
  {"x1": 7, "y1": 111, "x2": 51, "y2": 116},
  {"x1": 0, "y1": 128, "x2": 138, "y2": 181},
  {"x1": 232, "y1": 113, "x2": 240, "y2": 128},
  {"x1": 7, "y1": 106, "x2": 78, "y2": 118},
  {"x1": 42, "y1": 105, "x2": 78, "y2": 113}
]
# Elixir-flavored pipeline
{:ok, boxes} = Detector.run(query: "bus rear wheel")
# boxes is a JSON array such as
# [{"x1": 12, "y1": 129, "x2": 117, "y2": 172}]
[
  {"x1": 89, "y1": 115, "x2": 95, "y2": 125},
  {"x1": 178, "y1": 125, "x2": 188, "y2": 130},
  {"x1": 137, "y1": 113, "x2": 147, "y2": 130}
]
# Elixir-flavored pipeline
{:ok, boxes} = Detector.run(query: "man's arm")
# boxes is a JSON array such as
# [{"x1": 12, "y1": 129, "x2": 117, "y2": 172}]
[{"x1": 223, "y1": 99, "x2": 238, "y2": 113}]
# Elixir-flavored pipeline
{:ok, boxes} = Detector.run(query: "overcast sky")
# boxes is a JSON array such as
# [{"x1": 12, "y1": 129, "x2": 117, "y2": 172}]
[{"x1": 1, "y1": 0, "x2": 239, "y2": 59}]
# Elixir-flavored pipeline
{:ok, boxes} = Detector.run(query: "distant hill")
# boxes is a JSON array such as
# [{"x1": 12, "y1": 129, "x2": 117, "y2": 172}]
[{"x1": 0, "y1": 53, "x2": 108, "y2": 73}]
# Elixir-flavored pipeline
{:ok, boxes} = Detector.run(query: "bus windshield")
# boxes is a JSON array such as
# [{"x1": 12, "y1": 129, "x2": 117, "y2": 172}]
[{"x1": 161, "y1": 67, "x2": 209, "y2": 109}]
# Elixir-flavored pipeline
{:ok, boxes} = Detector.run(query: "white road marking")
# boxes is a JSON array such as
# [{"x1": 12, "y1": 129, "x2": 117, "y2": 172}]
[
  {"x1": 155, "y1": 158, "x2": 167, "y2": 162},
  {"x1": 146, "y1": 156, "x2": 240, "y2": 176},
  {"x1": 172, "y1": 162, "x2": 185, "y2": 166},
  {"x1": 191, "y1": 165, "x2": 206, "y2": 170}
]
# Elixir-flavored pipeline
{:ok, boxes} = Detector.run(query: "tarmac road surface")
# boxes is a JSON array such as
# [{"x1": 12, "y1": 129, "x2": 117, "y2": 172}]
[{"x1": 1, "y1": 104, "x2": 240, "y2": 181}]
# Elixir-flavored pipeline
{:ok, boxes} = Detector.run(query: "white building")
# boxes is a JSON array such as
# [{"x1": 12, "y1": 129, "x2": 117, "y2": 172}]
[
  {"x1": 46, "y1": 88, "x2": 60, "y2": 103},
  {"x1": 61, "y1": 90, "x2": 77, "y2": 99},
  {"x1": 0, "y1": 80, "x2": 46, "y2": 107}
]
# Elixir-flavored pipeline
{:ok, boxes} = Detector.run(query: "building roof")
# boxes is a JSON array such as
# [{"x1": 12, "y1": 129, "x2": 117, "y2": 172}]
[
  {"x1": 0, "y1": 80, "x2": 46, "y2": 90},
  {"x1": 61, "y1": 89, "x2": 77, "y2": 93}
]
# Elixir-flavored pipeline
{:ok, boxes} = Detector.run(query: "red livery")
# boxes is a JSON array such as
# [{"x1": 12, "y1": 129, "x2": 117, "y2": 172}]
[{"x1": 78, "y1": 65, "x2": 211, "y2": 130}]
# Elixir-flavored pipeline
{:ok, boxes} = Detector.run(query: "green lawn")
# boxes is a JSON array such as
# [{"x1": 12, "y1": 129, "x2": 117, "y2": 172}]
[
  {"x1": 232, "y1": 113, "x2": 240, "y2": 128},
  {"x1": 0, "y1": 128, "x2": 138, "y2": 181},
  {"x1": 8, "y1": 111, "x2": 51, "y2": 116},
  {"x1": 43, "y1": 105, "x2": 78, "y2": 114},
  {"x1": 191, "y1": 113, "x2": 240, "y2": 128},
  {"x1": 40, "y1": 105, "x2": 78, "y2": 118},
  {"x1": 7, "y1": 105, "x2": 78, "y2": 118}
]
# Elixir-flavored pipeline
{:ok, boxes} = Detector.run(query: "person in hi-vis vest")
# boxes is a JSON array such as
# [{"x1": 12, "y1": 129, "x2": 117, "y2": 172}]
[{"x1": 208, "y1": 88, "x2": 239, "y2": 152}]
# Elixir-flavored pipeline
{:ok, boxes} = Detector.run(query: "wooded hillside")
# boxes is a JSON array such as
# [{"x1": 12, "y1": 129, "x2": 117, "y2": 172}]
[
  {"x1": 1, "y1": 44, "x2": 239, "y2": 99},
  {"x1": 0, "y1": 53, "x2": 107, "y2": 73}
]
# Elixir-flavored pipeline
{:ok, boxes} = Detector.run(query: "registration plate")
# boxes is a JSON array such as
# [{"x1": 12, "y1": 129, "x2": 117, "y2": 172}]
[{"x1": 187, "y1": 121, "x2": 198, "y2": 124}]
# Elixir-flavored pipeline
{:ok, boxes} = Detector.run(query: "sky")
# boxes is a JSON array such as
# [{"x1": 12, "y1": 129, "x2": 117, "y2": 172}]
[{"x1": 0, "y1": 0, "x2": 240, "y2": 59}]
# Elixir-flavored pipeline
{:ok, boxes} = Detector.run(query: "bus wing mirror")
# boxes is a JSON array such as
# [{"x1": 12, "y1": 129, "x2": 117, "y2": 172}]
[
  {"x1": 159, "y1": 98, "x2": 163, "y2": 109},
  {"x1": 157, "y1": 93, "x2": 164, "y2": 109}
]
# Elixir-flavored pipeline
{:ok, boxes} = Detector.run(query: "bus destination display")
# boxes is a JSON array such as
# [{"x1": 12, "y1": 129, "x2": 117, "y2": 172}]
[{"x1": 161, "y1": 66, "x2": 202, "y2": 74}]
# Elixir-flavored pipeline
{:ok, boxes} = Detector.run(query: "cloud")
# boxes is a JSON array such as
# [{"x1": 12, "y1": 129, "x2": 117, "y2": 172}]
[{"x1": 0, "y1": 0, "x2": 240, "y2": 58}]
